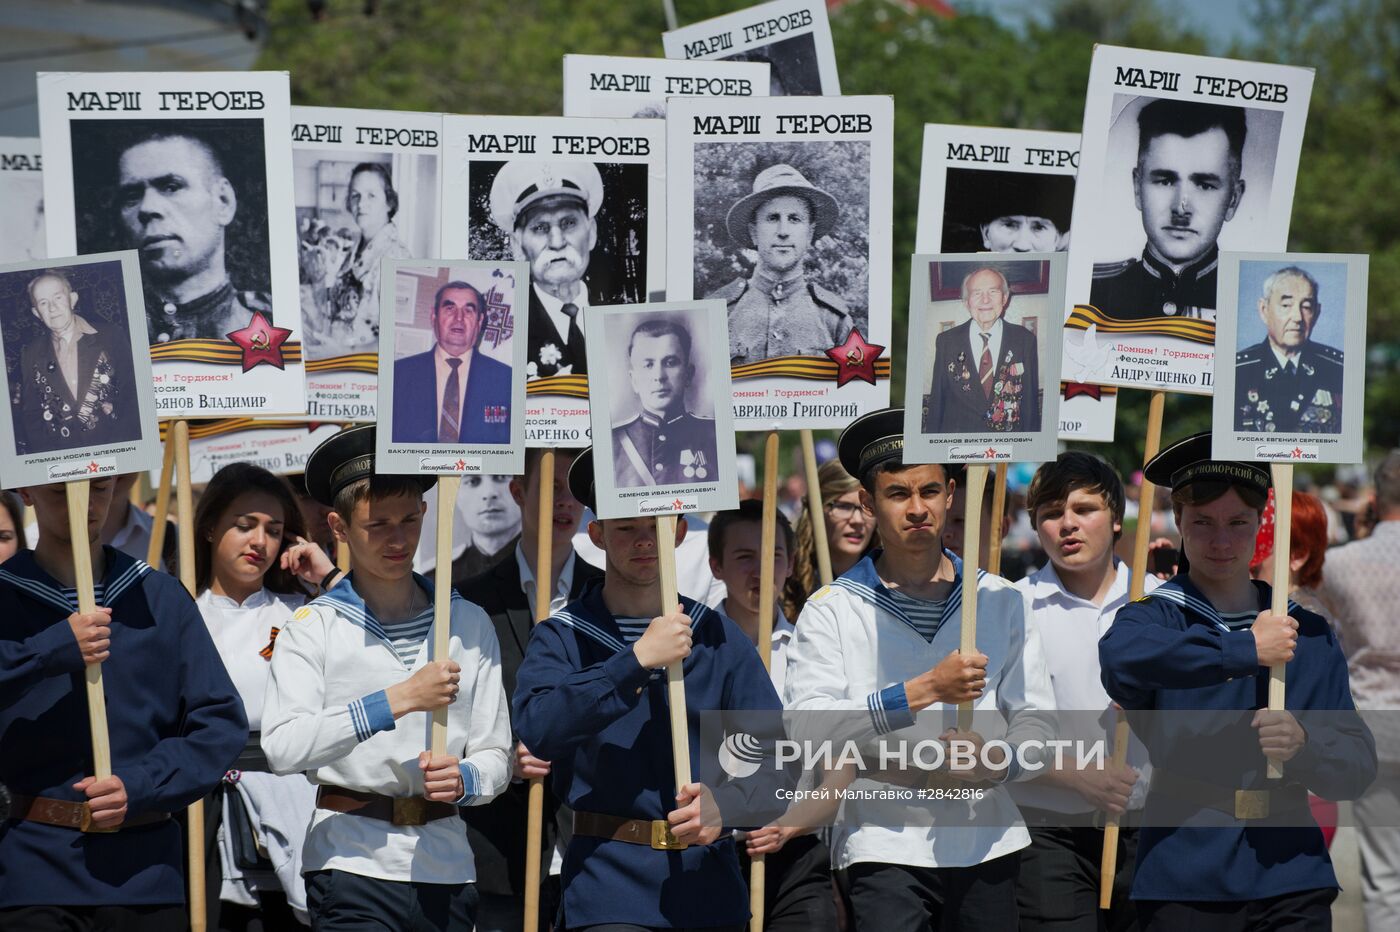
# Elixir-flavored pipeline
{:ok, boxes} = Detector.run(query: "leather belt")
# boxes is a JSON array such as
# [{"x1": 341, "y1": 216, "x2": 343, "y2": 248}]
[
  {"x1": 8, "y1": 794, "x2": 169, "y2": 833},
  {"x1": 315, "y1": 785, "x2": 457, "y2": 827},
  {"x1": 574, "y1": 810, "x2": 689, "y2": 850},
  {"x1": 1151, "y1": 770, "x2": 1310, "y2": 821}
]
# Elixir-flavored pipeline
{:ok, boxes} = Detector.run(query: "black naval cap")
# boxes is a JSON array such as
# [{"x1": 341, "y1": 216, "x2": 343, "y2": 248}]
[
  {"x1": 1143, "y1": 432, "x2": 1271, "y2": 498},
  {"x1": 838, "y1": 407, "x2": 963, "y2": 486},
  {"x1": 566, "y1": 446, "x2": 597, "y2": 513},
  {"x1": 304, "y1": 424, "x2": 437, "y2": 507}
]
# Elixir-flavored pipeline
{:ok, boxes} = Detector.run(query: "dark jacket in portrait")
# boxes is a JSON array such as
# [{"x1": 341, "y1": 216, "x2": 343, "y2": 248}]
[
  {"x1": 1088, "y1": 246, "x2": 1219, "y2": 323},
  {"x1": 1234, "y1": 339, "x2": 1344, "y2": 434},
  {"x1": 526, "y1": 280, "x2": 605, "y2": 380},
  {"x1": 457, "y1": 544, "x2": 603, "y2": 899},
  {"x1": 612, "y1": 410, "x2": 719, "y2": 488},
  {"x1": 391, "y1": 349, "x2": 513, "y2": 445},
  {"x1": 145, "y1": 281, "x2": 272, "y2": 343},
  {"x1": 924, "y1": 318, "x2": 1041, "y2": 434},
  {"x1": 16, "y1": 319, "x2": 141, "y2": 454}
]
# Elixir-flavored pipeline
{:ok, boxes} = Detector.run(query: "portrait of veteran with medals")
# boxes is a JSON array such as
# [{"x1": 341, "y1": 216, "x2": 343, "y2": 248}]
[
  {"x1": 924, "y1": 266, "x2": 1041, "y2": 434},
  {"x1": 706, "y1": 163, "x2": 853, "y2": 364},
  {"x1": 489, "y1": 160, "x2": 605, "y2": 381},
  {"x1": 1234, "y1": 266, "x2": 1343, "y2": 434},
  {"x1": 611, "y1": 318, "x2": 718, "y2": 489}
]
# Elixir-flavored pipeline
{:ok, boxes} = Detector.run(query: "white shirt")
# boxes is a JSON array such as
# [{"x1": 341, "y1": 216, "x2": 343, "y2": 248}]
[
  {"x1": 197, "y1": 587, "x2": 303, "y2": 731},
  {"x1": 967, "y1": 318, "x2": 1003, "y2": 373},
  {"x1": 434, "y1": 344, "x2": 474, "y2": 426},
  {"x1": 533, "y1": 282, "x2": 587, "y2": 347},
  {"x1": 50, "y1": 315, "x2": 97, "y2": 400},
  {"x1": 515, "y1": 540, "x2": 576, "y2": 619},
  {"x1": 1011, "y1": 560, "x2": 1155, "y2": 814},
  {"x1": 719, "y1": 600, "x2": 795, "y2": 699},
  {"x1": 1269, "y1": 341, "x2": 1301, "y2": 370}
]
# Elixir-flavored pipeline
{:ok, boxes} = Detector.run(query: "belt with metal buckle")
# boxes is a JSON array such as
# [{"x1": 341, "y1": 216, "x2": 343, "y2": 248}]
[
  {"x1": 8, "y1": 794, "x2": 169, "y2": 833},
  {"x1": 573, "y1": 810, "x2": 690, "y2": 850},
  {"x1": 1151, "y1": 771, "x2": 1308, "y2": 821},
  {"x1": 315, "y1": 785, "x2": 457, "y2": 827}
]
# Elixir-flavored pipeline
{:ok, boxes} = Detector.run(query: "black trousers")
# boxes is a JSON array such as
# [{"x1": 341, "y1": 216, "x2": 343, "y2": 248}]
[
  {"x1": 737, "y1": 833, "x2": 838, "y2": 931},
  {"x1": 1016, "y1": 822, "x2": 1139, "y2": 932},
  {"x1": 847, "y1": 851, "x2": 1021, "y2": 932},
  {"x1": 0, "y1": 905, "x2": 186, "y2": 931},
  {"x1": 1137, "y1": 887, "x2": 1336, "y2": 932},
  {"x1": 570, "y1": 926, "x2": 743, "y2": 932},
  {"x1": 305, "y1": 870, "x2": 477, "y2": 931}
]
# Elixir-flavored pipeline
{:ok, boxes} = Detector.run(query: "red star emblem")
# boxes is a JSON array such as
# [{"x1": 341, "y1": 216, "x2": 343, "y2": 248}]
[
  {"x1": 824, "y1": 328, "x2": 884, "y2": 387},
  {"x1": 1292, "y1": 447, "x2": 1303, "y2": 459},
  {"x1": 454, "y1": 458, "x2": 467, "y2": 471},
  {"x1": 226, "y1": 311, "x2": 292, "y2": 372},
  {"x1": 672, "y1": 498, "x2": 685, "y2": 510},
  {"x1": 87, "y1": 461, "x2": 100, "y2": 474},
  {"x1": 984, "y1": 447, "x2": 997, "y2": 459}
]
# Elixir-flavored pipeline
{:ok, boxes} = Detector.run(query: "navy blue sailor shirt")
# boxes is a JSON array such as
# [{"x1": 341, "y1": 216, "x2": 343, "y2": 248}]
[
  {"x1": 0, "y1": 548, "x2": 248, "y2": 908},
  {"x1": 513, "y1": 578, "x2": 785, "y2": 929},
  {"x1": 1099, "y1": 575, "x2": 1376, "y2": 903}
]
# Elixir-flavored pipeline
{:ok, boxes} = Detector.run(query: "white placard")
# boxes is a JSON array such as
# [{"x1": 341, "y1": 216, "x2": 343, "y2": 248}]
[
  {"x1": 666, "y1": 94, "x2": 892, "y2": 430},
  {"x1": 662, "y1": 0, "x2": 840, "y2": 96},
  {"x1": 1211, "y1": 252, "x2": 1367, "y2": 464},
  {"x1": 562, "y1": 54, "x2": 770, "y2": 118},
  {"x1": 181, "y1": 418, "x2": 346, "y2": 485},
  {"x1": 902, "y1": 254, "x2": 1065, "y2": 465},
  {"x1": 0, "y1": 138, "x2": 45, "y2": 264},
  {"x1": 1062, "y1": 47, "x2": 1314, "y2": 396},
  {"x1": 38, "y1": 71, "x2": 306, "y2": 418},
  {"x1": 291, "y1": 105, "x2": 443, "y2": 422}
]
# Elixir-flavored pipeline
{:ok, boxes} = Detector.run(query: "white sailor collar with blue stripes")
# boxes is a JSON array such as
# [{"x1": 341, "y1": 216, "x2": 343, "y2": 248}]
[
  {"x1": 1143, "y1": 575, "x2": 1297, "y2": 632},
  {"x1": 832, "y1": 548, "x2": 984, "y2": 643},
  {"x1": 0, "y1": 547, "x2": 151, "y2": 614},
  {"x1": 309, "y1": 571, "x2": 465, "y2": 648}
]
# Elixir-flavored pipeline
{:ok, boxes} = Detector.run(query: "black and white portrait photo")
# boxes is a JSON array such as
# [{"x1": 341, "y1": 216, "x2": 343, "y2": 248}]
[
  {"x1": 0, "y1": 138, "x2": 45, "y2": 264},
  {"x1": 663, "y1": 0, "x2": 840, "y2": 96},
  {"x1": 67, "y1": 118, "x2": 276, "y2": 344},
  {"x1": 693, "y1": 142, "x2": 869, "y2": 364},
  {"x1": 722, "y1": 35, "x2": 822, "y2": 97},
  {"x1": 0, "y1": 254, "x2": 162, "y2": 483},
  {"x1": 941, "y1": 168, "x2": 1074, "y2": 255}
]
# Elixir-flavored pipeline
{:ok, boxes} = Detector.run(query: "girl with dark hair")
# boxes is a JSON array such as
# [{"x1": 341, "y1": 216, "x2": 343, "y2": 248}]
[
  {"x1": 0, "y1": 491, "x2": 26, "y2": 563},
  {"x1": 193, "y1": 462, "x2": 340, "y2": 929},
  {"x1": 326, "y1": 161, "x2": 412, "y2": 354}
]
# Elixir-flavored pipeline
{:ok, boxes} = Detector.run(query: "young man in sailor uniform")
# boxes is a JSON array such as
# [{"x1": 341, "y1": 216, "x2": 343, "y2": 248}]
[
  {"x1": 1099, "y1": 433, "x2": 1376, "y2": 931},
  {"x1": 1012, "y1": 452, "x2": 1154, "y2": 931},
  {"x1": 0, "y1": 475, "x2": 248, "y2": 930},
  {"x1": 262, "y1": 425, "x2": 511, "y2": 931},
  {"x1": 783, "y1": 407, "x2": 1055, "y2": 932},
  {"x1": 512, "y1": 449, "x2": 785, "y2": 931}
]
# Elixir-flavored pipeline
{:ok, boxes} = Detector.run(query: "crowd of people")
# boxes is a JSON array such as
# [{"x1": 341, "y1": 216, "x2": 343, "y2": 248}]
[{"x1": 1, "y1": 415, "x2": 1396, "y2": 932}]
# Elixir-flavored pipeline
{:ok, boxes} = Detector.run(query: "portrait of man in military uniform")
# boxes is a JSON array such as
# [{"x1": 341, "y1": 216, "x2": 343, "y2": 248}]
[
  {"x1": 1089, "y1": 99, "x2": 1248, "y2": 324},
  {"x1": 706, "y1": 163, "x2": 853, "y2": 365},
  {"x1": 1234, "y1": 265, "x2": 1344, "y2": 434},
  {"x1": 611, "y1": 318, "x2": 718, "y2": 489},
  {"x1": 489, "y1": 161, "x2": 606, "y2": 381}
]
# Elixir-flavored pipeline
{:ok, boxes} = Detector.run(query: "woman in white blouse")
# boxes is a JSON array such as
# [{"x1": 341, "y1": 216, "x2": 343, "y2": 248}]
[{"x1": 194, "y1": 462, "x2": 340, "y2": 930}]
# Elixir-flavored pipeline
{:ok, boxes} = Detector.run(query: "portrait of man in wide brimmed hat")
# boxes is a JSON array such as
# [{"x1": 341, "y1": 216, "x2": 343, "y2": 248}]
[{"x1": 707, "y1": 162, "x2": 852, "y2": 365}]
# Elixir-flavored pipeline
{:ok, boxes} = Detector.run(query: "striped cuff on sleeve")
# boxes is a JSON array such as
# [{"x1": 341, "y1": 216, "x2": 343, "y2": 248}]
[
  {"x1": 867, "y1": 683, "x2": 915, "y2": 735},
  {"x1": 348, "y1": 690, "x2": 396, "y2": 742},
  {"x1": 455, "y1": 761, "x2": 483, "y2": 805}
]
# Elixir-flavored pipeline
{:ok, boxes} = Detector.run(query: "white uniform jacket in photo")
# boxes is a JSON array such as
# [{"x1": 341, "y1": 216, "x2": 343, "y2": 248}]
[
  {"x1": 262, "y1": 574, "x2": 511, "y2": 884},
  {"x1": 783, "y1": 550, "x2": 1055, "y2": 870},
  {"x1": 1011, "y1": 560, "x2": 1155, "y2": 814}
]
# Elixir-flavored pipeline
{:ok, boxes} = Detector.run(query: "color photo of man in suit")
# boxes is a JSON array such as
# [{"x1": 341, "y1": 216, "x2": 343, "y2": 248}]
[
  {"x1": 391, "y1": 279, "x2": 512, "y2": 444},
  {"x1": 924, "y1": 266, "x2": 1041, "y2": 434},
  {"x1": 489, "y1": 161, "x2": 605, "y2": 381}
]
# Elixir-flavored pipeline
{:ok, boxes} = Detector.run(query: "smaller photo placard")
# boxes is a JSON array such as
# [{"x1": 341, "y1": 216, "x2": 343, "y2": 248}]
[
  {"x1": 1211, "y1": 252, "x2": 1367, "y2": 463},
  {"x1": 584, "y1": 300, "x2": 738, "y2": 519},
  {"x1": 661, "y1": 0, "x2": 840, "y2": 96},
  {"x1": 903, "y1": 253, "x2": 1065, "y2": 466},
  {"x1": 375, "y1": 259, "x2": 528, "y2": 477}
]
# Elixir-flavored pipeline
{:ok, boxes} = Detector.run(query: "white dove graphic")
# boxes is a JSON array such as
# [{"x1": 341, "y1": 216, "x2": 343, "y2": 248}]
[{"x1": 1063, "y1": 324, "x2": 1111, "y2": 382}]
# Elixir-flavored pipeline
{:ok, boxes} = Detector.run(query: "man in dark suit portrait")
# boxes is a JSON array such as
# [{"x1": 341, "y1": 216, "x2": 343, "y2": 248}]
[
  {"x1": 924, "y1": 266, "x2": 1041, "y2": 434},
  {"x1": 457, "y1": 448, "x2": 601, "y2": 932},
  {"x1": 391, "y1": 279, "x2": 512, "y2": 444},
  {"x1": 15, "y1": 269, "x2": 141, "y2": 454},
  {"x1": 489, "y1": 161, "x2": 605, "y2": 382},
  {"x1": 1235, "y1": 265, "x2": 1344, "y2": 434}
]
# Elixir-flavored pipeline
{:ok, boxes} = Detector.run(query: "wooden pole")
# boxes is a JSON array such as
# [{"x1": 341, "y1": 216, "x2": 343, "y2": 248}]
[
  {"x1": 800, "y1": 430, "x2": 834, "y2": 586},
  {"x1": 988, "y1": 463, "x2": 1008, "y2": 576},
  {"x1": 656, "y1": 515, "x2": 691, "y2": 787},
  {"x1": 956, "y1": 465, "x2": 988, "y2": 732},
  {"x1": 1267, "y1": 465, "x2": 1294, "y2": 780},
  {"x1": 1101, "y1": 389, "x2": 1165, "y2": 910},
  {"x1": 750, "y1": 431, "x2": 780, "y2": 932},
  {"x1": 523, "y1": 450, "x2": 555, "y2": 932},
  {"x1": 171, "y1": 420, "x2": 206, "y2": 932},
  {"x1": 67, "y1": 480, "x2": 111, "y2": 779},
  {"x1": 335, "y1": 540, "x2": 351, "y2": 574},
  {"x1": 145, "y1": 436, "x2": 175, "y2": 567},
  {"x1": 431, "y1": 475, "x2": 462, "y2": 756}
]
